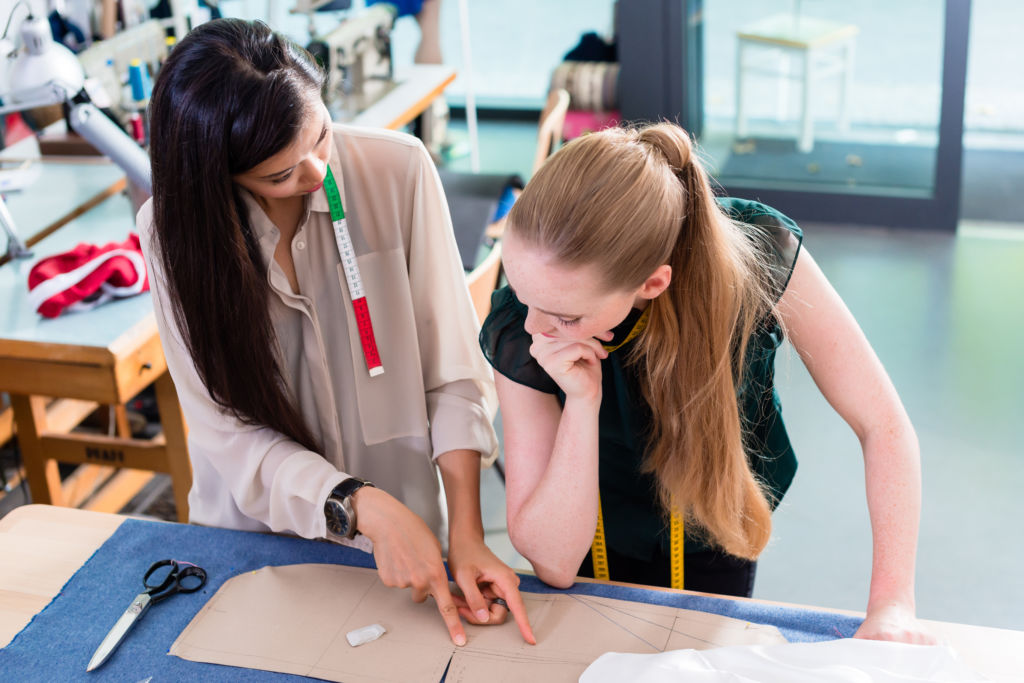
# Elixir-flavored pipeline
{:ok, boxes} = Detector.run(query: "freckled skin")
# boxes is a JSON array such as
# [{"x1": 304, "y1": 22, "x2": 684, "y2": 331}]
[{"x1": 502, "y1": 232, "x2": 641, "y2": 342}]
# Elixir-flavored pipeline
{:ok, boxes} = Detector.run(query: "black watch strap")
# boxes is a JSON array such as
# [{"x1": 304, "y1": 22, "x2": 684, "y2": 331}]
[
  {"x1": 331, "y1": 476, "x2": 374, "y2": 501},
  {"x1": 324, "y1": 476, "x2": 375, "y2": 540}
]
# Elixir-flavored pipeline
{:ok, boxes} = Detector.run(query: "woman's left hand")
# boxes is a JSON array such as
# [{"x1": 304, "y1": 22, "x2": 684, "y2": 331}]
[
  {"x1": 854, "y1": 602, "x2": 937, "y2": 644},
  {"x1": 447, "y1": 537, "x2": 537, "y2": 644}
]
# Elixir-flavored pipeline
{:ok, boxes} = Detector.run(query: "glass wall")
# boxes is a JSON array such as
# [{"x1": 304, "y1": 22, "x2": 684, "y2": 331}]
[
  {"x1": 961, "y1": 0, "x2": 1024, "y2": 223},
  {"x1": 390, "y1": 0, "x2": 616, "y2": 109},
  {"x1": 698, "y1": 1, "x2": 946, "y2": 199},
  {"x1": 221, "y1": 0, "x2": 1005, "y2": 227},
  {"x1": 222, "y1": 0, "x2": 617, "y2": 110}
]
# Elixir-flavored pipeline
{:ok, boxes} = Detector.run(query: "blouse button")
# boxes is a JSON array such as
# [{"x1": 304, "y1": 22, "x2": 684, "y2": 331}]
[{"x1": 295, "y1": 241, "x2": 306, "y2": 250}]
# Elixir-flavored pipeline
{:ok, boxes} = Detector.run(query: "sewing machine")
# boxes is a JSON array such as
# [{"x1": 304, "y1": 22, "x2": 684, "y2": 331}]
[{"x1": 306, "y1": 3, "x2": 398, "y2": 120}]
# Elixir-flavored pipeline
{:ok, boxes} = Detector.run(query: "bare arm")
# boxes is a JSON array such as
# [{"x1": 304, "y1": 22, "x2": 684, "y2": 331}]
[
  {"x1": 777, "y1": 248, "x2": 933, "y2": 643},
  {"x1": 437, "y1": 448, "x2": 535, "y2": 644},
  {"x1": 497, "y1": 337, "x2": 606, "y2": 588}
]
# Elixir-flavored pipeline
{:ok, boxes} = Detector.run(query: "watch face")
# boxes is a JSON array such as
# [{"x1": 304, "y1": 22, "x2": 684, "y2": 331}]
[{"x1": 325, "y1": 499, "x2": 353, "y2": 538}]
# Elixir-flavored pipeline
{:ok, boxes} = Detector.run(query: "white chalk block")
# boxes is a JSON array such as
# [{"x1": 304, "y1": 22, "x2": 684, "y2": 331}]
[{"x1": 346, "y1": 623, "x2": 387, "y2": 647}]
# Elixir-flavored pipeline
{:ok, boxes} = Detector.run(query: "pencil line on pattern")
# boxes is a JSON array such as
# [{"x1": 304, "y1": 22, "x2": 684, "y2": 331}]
[
  {"x1": 567, "y1": 594, "x2": 663, "y2": 651},
  {"x1": 574, "y1": 596, "x2": 674, "y2": 631}
]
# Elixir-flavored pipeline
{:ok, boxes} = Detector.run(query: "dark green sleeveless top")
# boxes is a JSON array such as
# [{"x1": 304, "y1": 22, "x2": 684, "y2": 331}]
[{"x1": 480, "y1": 197, "x2": 803, "y2": 560}]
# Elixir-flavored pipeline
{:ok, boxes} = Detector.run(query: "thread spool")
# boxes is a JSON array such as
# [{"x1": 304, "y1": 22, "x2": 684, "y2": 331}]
[{"x1": 128, "y1": 59, "x2": 151, "y2": 102}]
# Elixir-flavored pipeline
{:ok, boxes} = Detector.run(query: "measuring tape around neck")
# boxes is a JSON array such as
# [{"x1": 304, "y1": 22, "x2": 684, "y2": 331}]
[
  {"x1": 601, "y1": 307, "x2": 651, "y2": 353},
  {"x1": 591, "y1": 307, "x2": 684, "y2": 587},
  {"x1": 323, "y1": 167, "x2": 384, "y2": 377},
  {"x1": 592, "y1": 496, "x2": 685, "y2": 590}
]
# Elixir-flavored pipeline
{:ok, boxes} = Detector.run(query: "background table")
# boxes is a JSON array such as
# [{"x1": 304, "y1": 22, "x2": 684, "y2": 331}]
[
  {"x1": 0, "y1": 505, "x2": 1021, "y2": 681},
  {"x1": 0, "y1": 157, "x2": 127, "y2": 268},
  {"x1": 0, "y1": 186, "x2": 192, "y2": 521},
  {"x1": 1, "y1": 156, "x2": 129, "y2": 451},
  {"x1": 350, "y1": 64, "x2": 456, "y2": 131}
]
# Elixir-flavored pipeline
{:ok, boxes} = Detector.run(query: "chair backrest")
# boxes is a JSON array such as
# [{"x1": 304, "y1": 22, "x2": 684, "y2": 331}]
[
  {"x1": 465, "y1": 240, "x2": 503, "y2": 325},
  {"x1": 454, "y1": 89, "x2": 567, "y2": 325},
  {"x1": 532, "y1": 88, "x2": 571, "y2": 175}
]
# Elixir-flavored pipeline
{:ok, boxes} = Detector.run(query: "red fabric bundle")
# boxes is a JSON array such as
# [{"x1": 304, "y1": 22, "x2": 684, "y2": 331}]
[{"x1": 27, "y1": 233, "x2": 149, "y2": 318}]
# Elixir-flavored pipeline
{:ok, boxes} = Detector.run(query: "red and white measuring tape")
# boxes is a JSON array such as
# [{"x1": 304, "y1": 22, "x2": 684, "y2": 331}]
[{"x1": 323, "y1": 167, "x2": 384, "y2": 377}]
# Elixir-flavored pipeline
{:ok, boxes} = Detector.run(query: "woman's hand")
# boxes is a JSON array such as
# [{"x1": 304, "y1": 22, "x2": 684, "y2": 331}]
[
  {"x1": 854, "y1": 602, "x2": 936, "y2": 644},
  {"x1": 352, "y1": 486, "x2": 470, "y2": 646},
  {"x1": 529, "y1": 332, "x2": 612, "y2": 401},
  {"x1": 447, "y1": 536, "x2": 537, "y2": 644}
]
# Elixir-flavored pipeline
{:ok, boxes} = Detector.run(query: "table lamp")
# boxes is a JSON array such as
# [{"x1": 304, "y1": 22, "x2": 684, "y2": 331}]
[{"x1": 1, "y1": 12, "x2": 152, "y2": 261}]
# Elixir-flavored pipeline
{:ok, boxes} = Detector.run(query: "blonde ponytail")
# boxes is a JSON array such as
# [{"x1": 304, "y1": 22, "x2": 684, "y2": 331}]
[{"x1": 634, "y1": 127, "x2": 774, "y2": 558}]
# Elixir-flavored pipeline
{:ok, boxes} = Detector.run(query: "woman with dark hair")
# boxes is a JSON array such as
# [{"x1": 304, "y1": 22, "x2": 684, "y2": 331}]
[{"x1": 139, "y1": 18, "x2": 533, "y2": 646}]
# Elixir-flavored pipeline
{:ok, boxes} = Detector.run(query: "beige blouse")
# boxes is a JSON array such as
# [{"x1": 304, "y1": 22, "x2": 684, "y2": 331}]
[{"x1": 137, "y1": 124, "x2": 498, "y2": 546}]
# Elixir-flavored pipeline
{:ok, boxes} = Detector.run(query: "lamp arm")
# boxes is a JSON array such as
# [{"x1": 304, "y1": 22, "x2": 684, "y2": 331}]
[
  {"x1": 0, "y1": 194, "x2": 33, "y2": 260},
  {"x1": 0, "y1": 91, "x2": 151, "y2": 259},
  {"x1": 0, "y1": 81, "x2": 71, "y2": 116},
  {"x1": 0, "y1": 84, "x2": 151, "y2": 194},
  {"x1": 67, "y1": 101, "x2": 152, "y2": 195}
]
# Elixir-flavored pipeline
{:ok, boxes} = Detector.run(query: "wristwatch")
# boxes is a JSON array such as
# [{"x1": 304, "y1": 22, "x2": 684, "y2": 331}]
[{"x1": 324, "y1": 476, "x2": 375, "y2": 540}]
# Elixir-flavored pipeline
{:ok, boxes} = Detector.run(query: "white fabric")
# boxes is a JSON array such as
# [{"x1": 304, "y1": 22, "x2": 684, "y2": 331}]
[{"x1": 580, "y1": 639, "x2": 990, "y2": 683}]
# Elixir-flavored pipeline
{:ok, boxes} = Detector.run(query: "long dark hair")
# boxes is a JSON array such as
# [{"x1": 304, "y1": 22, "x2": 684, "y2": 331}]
[{"x1": 149, "y1": 19, "x2": 323, "y2": 452}]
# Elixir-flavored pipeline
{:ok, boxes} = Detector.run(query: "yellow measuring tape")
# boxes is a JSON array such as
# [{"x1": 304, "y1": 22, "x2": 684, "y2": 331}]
[
  {"x1": 592, "y1": 496, "x2": 685, "y2": 590},
  {"x1": 592, "y1": 306, "x2": 686, "y2": 587},
  {"x1": 601, "y1": 307, "x2": 651, "y2": 353}
]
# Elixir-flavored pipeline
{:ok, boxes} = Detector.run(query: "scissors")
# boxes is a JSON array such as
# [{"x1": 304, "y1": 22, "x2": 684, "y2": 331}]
[{"x1": 87, "y1": 559, "x2": 208, "y2": 672}]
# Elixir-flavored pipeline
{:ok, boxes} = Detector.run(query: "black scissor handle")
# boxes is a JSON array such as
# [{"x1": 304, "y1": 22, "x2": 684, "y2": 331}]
[
  {"x1": 143, "y1": 560, "x2": 208, "y2": 602},
  {"x1": 174, "y1": 565, "x2": 207, "y2": 593},
  {"x1": 143, "y1": 559, "x2": 179, "y2": 594}
]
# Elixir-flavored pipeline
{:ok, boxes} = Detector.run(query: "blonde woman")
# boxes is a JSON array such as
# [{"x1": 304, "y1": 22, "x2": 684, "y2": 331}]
[{"x1": 480, "y1": 123, "x2": 932, "y2": 643}]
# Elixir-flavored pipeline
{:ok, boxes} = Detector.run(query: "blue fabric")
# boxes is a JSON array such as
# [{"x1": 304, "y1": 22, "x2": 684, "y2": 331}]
[
  {"x1": 0, "y1": 518, "x2": 862, "y2": 681},
  {"x1": 490, "y1": 185, "x2": 518, "y2": 223},
  {"x1": 367, "y1": 0, "x2": 424, "y2": 18}
]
